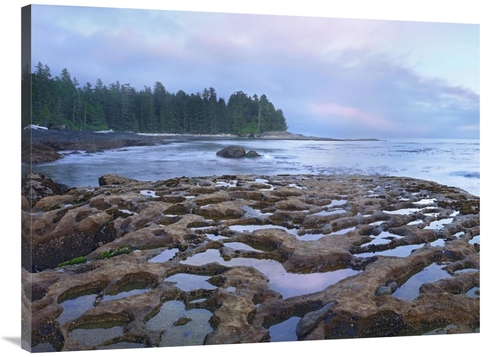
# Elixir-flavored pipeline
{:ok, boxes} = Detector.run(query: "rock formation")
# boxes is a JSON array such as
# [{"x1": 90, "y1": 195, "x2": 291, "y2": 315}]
[
  {"x1": 21, "y1": 172, "x2": 480, "y2": 352},
  {"x1": 216, "y1": 145, "x2": 261, "y2": 158}
]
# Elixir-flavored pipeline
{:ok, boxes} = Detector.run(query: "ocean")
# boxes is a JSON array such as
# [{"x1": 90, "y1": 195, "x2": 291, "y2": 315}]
[{"x1": 26, "y1": 137, "x2": 480, "y2": 197}]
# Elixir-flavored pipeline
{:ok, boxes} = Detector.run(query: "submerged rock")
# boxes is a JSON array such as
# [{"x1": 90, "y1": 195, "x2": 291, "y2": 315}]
[{"x1": 245, "y1": 150, "x2": 261, "y2": 158}]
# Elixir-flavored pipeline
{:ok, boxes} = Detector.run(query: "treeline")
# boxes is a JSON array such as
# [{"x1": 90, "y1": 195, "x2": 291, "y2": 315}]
[{"x1": 25, "y1": 62, "x2": 288, "y2": 135}]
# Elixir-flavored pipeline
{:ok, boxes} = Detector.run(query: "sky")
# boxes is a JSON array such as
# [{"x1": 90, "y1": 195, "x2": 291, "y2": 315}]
[{"x1": 27, "y1": 2, "x2": 480, "y2": 139}]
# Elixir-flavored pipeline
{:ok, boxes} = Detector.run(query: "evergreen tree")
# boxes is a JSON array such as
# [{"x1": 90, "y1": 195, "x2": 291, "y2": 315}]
[
  {"x1": 28, "y1": 63, "x2": 289, "y2": 134},
  {"x1": 207, "y1": 87, "x2": 218, "y2": 134},
  {"x1": 72, "y1": 77, "x2": 81, "y2": 127},
  {"x1": 120, "y1": 83, "x2": 131, "y2": 131},
  {"x1": 32, "y1": 62, "x2": 53, "y2": 125},
  {"x1": 56, "y1": 68, "x2": 76, "y2": 126},
  {"x1": 40, "y1": 105, "x2": 52, "y2": 128},
  {"x1": 216, "y1": 97, "x2": 229, "y2": 133},
  {"x1": 153, "y1": 81, "x2": 168, "y2": 132},
  {"x1": 22, "y1": 63, "x2": 32, "y2": 128},
  {"x1": 138, "y1": 86, "x2": 156, "y2": 132},
  {"x1": 105, "y1": 81, "x2": 121, "y2": 130},
  {"x1": 174, "y1": 90, "x2": 188, "y2": 133}
]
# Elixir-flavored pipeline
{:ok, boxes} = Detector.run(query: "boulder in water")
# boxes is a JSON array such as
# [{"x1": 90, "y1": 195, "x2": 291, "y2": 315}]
[
  {"x1": 245, "y1": 150, "x2": 261, "y2": 158},
  {"x1": 216, "y1": 145, "x2": 260, "y2": 158}
]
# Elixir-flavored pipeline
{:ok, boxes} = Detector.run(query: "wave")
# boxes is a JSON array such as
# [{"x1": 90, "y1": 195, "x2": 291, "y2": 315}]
[{"x1": 450, "y1": 171, "x2": 480, "y2": 179}]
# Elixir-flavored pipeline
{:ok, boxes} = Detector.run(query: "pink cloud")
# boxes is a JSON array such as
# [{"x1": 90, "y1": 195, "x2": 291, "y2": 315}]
[
  {"x1": 458, "y1": 125, "x2": 480, "y2": 132},
  {"x1": 309, "y1": 102, "x2": 392, "y2": 127}
]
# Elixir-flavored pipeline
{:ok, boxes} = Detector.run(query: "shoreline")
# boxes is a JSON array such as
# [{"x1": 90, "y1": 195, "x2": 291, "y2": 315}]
[
  {"x1": 22, "y1": 128, "x2": 382, "y2": 164},
  {"x1": 137, "y1": 131, "x2": 382, "y2": 142}
]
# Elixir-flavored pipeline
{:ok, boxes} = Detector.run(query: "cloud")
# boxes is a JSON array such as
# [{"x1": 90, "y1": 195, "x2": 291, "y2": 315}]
[
  {"x1": 309, "y1": 102, "x2": 390, "y2": 127},
  {"x1": 458, "y1": 125, "x2": 480, "y2": 132},
  {"x1": 30, "y1": 5, "x2": 479, "y2": 139}
]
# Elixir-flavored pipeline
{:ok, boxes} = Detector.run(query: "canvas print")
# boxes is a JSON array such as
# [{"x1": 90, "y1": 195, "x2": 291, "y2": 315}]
[{"x1": 21, "y1": 4, "x2": 480, "y2": 353}]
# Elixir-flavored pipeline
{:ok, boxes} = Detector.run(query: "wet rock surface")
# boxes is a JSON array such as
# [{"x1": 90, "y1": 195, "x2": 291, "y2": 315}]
[{"x1": 21, "y1": 173, "x2": 480, "y2": 351}]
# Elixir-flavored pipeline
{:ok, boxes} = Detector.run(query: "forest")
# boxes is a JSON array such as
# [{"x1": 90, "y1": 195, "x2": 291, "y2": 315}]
[{"x1": 23, "y1": 62, "x2": 288, "y2": 135}]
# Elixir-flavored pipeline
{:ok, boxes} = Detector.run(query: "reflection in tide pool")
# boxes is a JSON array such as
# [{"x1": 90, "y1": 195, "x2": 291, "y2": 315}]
[
  {"x1": 430, "y1": 239, "x2": 446, "y2": 247},
  {"x1": 224, "y1": 242, "x2": 262, "y2": 252},
  {"x1": 311, "y1": 208, "x2": 346, "y2": 216},
  {"x1": 57, "y1": 294, "x2": 97, "y2": 325},
  {"x1": 181, "y1": 249, "x2": 359, "y2": 299},
  {"x1": 392, "y1": 263, "x2": 451, "y2": 300},
  {"x1": 102, "y1": 287, "x2": 150, "y2": 302},
  {"x1": 355, "y1": 243, "x2": 425, "y2": 258},
  {"x1": 361, "y1": 231, "x2": 405, "y2": 247},
  {"x1": 326, "y1": 199, "x2": 347, "y2": 207},
  {"x1": 206, "y1": 233, "x2": 225, "y2": 240},
  {"x1": 97, "y1": 341, "x2": 147, "y2": 350},
  {"x1": 69, "y1": 325, "x2": 124, "y2": 347},
  {"x1": 269, "y1": 316, "x2": 300, "y2": 342},
  {"x1": 469, "y1": 235, "x2": 480, "y2": 245},
  {"x1": 424, "y1": 218, "x2": 454, "y2": 230},
  {"x1": 145, "y1": 300, "x2": 213, "y2": 347},
  {"x1": 227, "y1": 224, "x2": 332, "y2": 241},
  {"x1": 296, "y1": 233, "x2": 325, "y2": 241},
  {"x1": 408, "y1": 219, "x2": 424, "y2": 226},
  {"x1": 330, "y1": 227, "x2": 356, "y2": 235},
  {"x1": 466, "y1": 286, "x2": 480, "y2": 298},
  {"x1": 148, "y1": 248, "x2": 179, "y2": 263},
  {"x1": 165, "y1": 273, "x2": 216, "y2": 291},
  {"x1": 229, "y1": 224, "x2": 298, "y2": 235},
  {"x1": 384, "y1": 208, "x2": 422, "y2": 215}
]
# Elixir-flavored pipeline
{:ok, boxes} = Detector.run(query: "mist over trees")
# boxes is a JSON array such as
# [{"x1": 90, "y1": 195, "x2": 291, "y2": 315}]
[{"x1": 26, "y1": 62, "x2": 288, "y2": 135}]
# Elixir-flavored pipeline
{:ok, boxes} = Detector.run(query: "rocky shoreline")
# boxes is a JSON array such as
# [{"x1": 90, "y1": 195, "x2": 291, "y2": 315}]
[
  {"x1": 22, "y1": 171, "x2": 479, "y2": 351},
  {"x1": 252, "y1": 131, "x2": 379, "y2": 141},
  {"x1": 21, "y1": 128, "x2": 380, "y2": 164},
  {"x1": 22, "y1": 128, "x2": 168, "y2": 164}
]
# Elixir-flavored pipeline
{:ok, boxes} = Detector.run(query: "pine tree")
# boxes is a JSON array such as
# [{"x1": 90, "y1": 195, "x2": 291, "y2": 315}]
[{"x1": 28, "y1": 63, "x2": 289, "y2": 134}]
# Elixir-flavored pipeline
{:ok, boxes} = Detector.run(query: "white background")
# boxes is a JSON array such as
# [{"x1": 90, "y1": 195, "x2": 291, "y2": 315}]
[{"x1": 2, "y1": 1, "x2": 497, "y2": 356}]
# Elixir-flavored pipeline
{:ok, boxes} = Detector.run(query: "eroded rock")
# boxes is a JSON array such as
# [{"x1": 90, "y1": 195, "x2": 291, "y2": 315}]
[
  {"x1": 21, "y1": 173, "x2": 480, "y2": 351},
  {"x1": 22, "y1": 172, "x2": 70, "y2": 206}
]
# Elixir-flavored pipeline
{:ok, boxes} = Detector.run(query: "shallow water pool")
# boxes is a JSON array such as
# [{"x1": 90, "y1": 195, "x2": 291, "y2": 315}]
[
  {"x1": 269, "y1": 316, "x2": 300, "y2": 342},
  {"x1": 392, "y1": 263, "x2": 451, "y2": 300},
  {"x1": 145, "y1": 300, "x2": 213, "y2": 347},
  {"x1": 181, "y1": 249, "x2": 359, "y2": 299}
]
